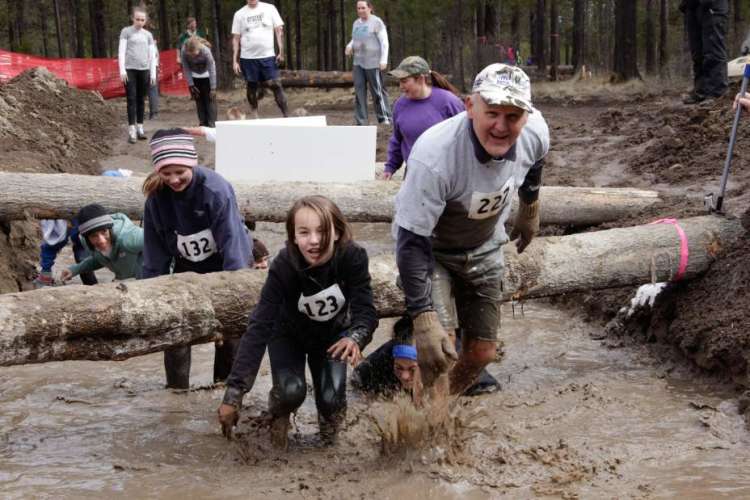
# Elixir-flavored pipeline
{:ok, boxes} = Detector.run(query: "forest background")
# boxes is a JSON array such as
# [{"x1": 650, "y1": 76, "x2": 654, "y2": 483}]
[{"x1": 2, "y1": 0, "x2": 750, "y2": 90}]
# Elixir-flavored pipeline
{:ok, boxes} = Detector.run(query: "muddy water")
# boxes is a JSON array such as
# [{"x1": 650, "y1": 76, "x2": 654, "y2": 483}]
[{"x1": 2, "y1": 225, "x2": 750, "y2": 498}]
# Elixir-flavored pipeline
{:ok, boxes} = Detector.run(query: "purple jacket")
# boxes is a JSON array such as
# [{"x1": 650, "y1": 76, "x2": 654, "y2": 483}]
[{"x1": 385, "y1": 87, "x2": 464, "y2": 175}]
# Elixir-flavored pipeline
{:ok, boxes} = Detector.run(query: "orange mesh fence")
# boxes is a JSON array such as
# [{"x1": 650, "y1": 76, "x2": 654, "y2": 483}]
[{"x1": 0, "y1": 48, "x2": 189, "y2": 98}]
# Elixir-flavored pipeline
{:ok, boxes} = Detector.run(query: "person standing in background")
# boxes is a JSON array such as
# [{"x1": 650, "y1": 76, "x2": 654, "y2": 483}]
[
  {"x1": 118, "y1": 6, "x2": 157, "y2": 144},
  {"x1": 177, "y1": 17, "x2": 207, "y2": 64},
  {"x1": 182, "y1": 36, "x2": 217, "y2": 128},
  {"x1": 345, "y1": 1, "x2": 391, "y2": 126},
  {"x1": 231, "y1": 0, "x2": 289, "y2": 118},
  {"x1": 680, "y1": 0, "x2": 729, "y2": 104},
  {"x1": 383, "y1": 56, "x2": 463, "y2": 180}
]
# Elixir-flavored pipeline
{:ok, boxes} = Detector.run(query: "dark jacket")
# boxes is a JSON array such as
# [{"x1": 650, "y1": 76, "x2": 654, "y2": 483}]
[
  {"x1": 224, "y1": 241, "x2": 378, "y2": 400},
  {"x1": 142, "y1": 166, "x2": 251, "y2": 278}
]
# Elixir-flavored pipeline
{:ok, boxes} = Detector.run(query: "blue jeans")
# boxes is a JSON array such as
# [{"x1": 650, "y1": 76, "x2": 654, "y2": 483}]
[{"x1": 40, "y1": 224, "x2": 97, "y2": 285}]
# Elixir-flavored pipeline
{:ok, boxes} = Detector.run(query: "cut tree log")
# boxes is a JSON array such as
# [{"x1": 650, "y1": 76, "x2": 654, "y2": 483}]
[
  {"x1": 0, "y1": 215, "x2": 741, "y2": 367},
  {"x1": 0, "y1": 172, "x2": 660, "y2": 227}
]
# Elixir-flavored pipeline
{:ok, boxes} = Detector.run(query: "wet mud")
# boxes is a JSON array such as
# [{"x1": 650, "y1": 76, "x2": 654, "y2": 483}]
[{"x1": 2, "y1": 74, "x2": 750, "y2": 496}]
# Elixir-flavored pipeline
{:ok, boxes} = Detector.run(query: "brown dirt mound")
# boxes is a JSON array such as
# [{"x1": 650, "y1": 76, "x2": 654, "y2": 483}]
[
  {"x1": 0, "y1": 68, "x2": 122, "y2": 292},
  {"x1": 0, "y1": 67, "x2": 119, "y2": 174},
  {"x1": 601, "y1": 94, "x2": 750, "y2": 186}
]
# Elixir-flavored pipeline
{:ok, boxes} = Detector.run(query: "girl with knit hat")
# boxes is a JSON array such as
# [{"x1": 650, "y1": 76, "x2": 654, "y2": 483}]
[
  {"x1": 383, "y1": 56, "x2": 463, "y2": 180},
  {"x1": 59, "y1": 204, "x2": 144, "y2": 282},
  {"x1": 142, "y1": 128, "x2": 252, "y2": 389}
]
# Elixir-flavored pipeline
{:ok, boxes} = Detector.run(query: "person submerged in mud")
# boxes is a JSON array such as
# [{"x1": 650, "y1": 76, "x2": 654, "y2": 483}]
[
  {"x1": 352, "y1": 316, "x2": 500, "y2": 399},
  {"x1": 218, "y1": 195, "x2": 378, "y2": 448},
  {"x1": 393, "y1": 63, "x2": 550, "y2": 396}
]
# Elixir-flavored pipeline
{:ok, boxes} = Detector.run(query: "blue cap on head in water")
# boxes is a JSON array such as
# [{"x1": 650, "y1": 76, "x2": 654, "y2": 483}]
[{"x1": 392, "y1": 344, "x2": 417, "y2": 361}]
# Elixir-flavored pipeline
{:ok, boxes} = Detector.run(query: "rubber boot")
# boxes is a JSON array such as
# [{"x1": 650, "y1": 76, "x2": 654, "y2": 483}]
[
  {"x1": 164, "y1": 346, "x2": 191, "y2": 389},
  {"x1": 213, "y1": 337, "x2": 241, "y2": 383}
]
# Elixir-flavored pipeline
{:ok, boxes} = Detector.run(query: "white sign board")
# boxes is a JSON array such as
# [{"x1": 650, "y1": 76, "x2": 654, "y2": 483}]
[{"x1": 215, "y1": 116, "x2": 377, "y2": 183}]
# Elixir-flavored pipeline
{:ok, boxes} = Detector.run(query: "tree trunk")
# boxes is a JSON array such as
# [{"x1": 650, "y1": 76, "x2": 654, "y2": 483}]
[
  {"x1": 70, "y1": 0, "x2": 85, "y2": 57},
  {"x1": 645, "y1": 0, "x2": 656, "y2": 75},
  {"x1": 457, "y1": 0, "x2": 467, "y2": 92},
  {"x1": 89, "y1": 0, "x2": 107, "y2": 58},
  {"x1": 658, "y1": 0, "x2": 669, "y2": 79},
  {"x1": 475, "y1": 0, "x2": 486, "y2": 73},
  {"x1": 295, "y1": 0, "x2": 302, "y2": 69},
  {"x1": 550, "y1": 0, "x2": 559, "y2": 80},
  {"x1": 612, "y1": 0, "x2": 640, "y2": 81},
  {"x1": 1, "y1": 216, "x2": 741, "y2": 367},
  {"x1": 535, "y1": 0, "x2": 546, "y2": 72},
  {"x1": 339, "y1": 0, "x2": 346, "y2": 71},
  {"x1": 192, "y1": 0, "x2": 201, "y2": 20},
  {"x1": 211, "y1": 0, "x2": 224, "y2": 88},
  {"x1": 572, "y1": 0, "x2": 585, "y2": 70},
  {"x1": 0, "y1": 172, "x2": 662, "y2": 227},
  {"x1": 158, "y1": 0, "x2": 170, "y2": 51},
  {"x1": 316, "y1": 0, "x2": 322, "y2": 70},
  {"x1": 40, "y1": 1, "x2": 50, "y2": 57},
  {"x1": 510, "y1": 4, "x2": 520, "y2": 54},
  {"x1": 13, "y1": 0, "x2": 26, "y2": 52},
  {"x1": 53, "y1": 0, "x2": 65, "y2": 57}
]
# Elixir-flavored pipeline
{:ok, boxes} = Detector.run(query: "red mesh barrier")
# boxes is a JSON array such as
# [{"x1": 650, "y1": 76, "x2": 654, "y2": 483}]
[{"x1": 0, "y1": 48, "x2": 189, "y2": 99}]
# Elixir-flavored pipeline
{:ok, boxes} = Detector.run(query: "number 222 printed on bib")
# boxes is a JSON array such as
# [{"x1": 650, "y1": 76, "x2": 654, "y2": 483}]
[{"x1": 468, "y1": 178, "x2": 514, "y2": 220}]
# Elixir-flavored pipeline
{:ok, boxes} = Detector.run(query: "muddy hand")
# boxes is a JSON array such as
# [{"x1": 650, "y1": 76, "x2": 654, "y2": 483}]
[
  {"x1": 509, "y1": 199, "x2": 540, "y2": 253},
  {"x1": 413, "y1": 311, "x2": 458, "y2": 387},
  {"x1": 217, "y1": 403, "x2": 239, "y2": 440}
]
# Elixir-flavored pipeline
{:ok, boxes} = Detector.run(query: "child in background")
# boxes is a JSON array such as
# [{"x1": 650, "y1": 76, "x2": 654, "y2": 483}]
[{"x1": 218, "y1": 195, "x2": 378, "y2": 448}]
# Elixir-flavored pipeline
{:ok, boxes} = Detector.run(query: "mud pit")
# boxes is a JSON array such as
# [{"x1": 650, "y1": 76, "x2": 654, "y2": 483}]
[{"x1": 2, "y1": 74, "x2": 750, "y2": 497}]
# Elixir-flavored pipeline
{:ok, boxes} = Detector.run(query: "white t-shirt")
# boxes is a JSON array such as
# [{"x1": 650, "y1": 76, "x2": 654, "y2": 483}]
[{"x1": 231, "y1": 2, "x2": 283, "y2": 59}]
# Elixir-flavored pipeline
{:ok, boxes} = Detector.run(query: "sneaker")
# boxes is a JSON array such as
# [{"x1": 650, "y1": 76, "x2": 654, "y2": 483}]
[
  {"x1": 270, "y1": 414, "x2": 290, "y2": 450},
  {"x1": 33, "y1": 271, "x2": 55, "y2": 287},
  {"x1": 379, "y1": 119, "x2": 391, "y2": 126},
  {"x1": 137, "y1": 130, "x2": 148, "y2": 140}
]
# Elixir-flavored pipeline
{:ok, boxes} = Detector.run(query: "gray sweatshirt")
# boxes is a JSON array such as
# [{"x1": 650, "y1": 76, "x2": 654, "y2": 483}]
[
  {"x1": 346, "y1": 15, "x2": 389, "y2": 69},
  {"x1": 118, "y1": 26, "x2": 156, "y2": 77}
]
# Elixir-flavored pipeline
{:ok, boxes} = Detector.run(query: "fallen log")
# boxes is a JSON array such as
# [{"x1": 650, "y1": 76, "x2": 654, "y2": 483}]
[
  {"x1": 274, "y1": 70, "x2": 357, "y2": 88},
  {"x1": 0, "y1": 215, "x2": 741, "y2": 367},
  {"x1": 0, "y1": 172, "x2": 659, "y2": 226}
]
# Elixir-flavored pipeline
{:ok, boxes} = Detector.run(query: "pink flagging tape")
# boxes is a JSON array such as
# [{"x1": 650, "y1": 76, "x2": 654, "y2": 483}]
[{"x1": 649, "y1": 218, "x2": 689, "y2": 281}]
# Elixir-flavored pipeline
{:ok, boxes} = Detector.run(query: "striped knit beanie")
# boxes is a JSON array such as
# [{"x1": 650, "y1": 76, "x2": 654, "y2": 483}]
[{"x1": 149, "y1": 128, "x2": 198, "y2": 172}]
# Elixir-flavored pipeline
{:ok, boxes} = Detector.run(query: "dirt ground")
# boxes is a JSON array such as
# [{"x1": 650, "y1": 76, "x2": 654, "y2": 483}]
[{"x1": 2, "y1": 69, "x2": 750, "y2": 480}]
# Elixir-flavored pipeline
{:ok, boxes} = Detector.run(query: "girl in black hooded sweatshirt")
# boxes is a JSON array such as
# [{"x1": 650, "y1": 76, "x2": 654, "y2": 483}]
[{"x1": 218, "y1": 195, "x2": 378, "y2": 448}]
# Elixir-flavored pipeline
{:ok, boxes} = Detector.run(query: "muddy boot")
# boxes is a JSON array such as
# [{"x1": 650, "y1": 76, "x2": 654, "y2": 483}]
[
  {"x1": 213, "y1": 337, "x2": 240, "y2": 383},
  {"x1": 463, "y1": 368, "x2": 501, "y2": 396},
  {"x1": 270, "y1": 413, "x2": 290, "y2": 450},
  {"x1": 164, "y1": 346, "x2": 191, "y2": 389},
  {"x1": 318, "y1": 416, "x2": 340, "y2": 447}
]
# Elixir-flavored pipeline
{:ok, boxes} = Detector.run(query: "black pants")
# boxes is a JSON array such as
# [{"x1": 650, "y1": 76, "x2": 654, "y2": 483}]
[
  {"x1": 685, "y1": 0, "x2": 728, "y2": 98},
  {"x1": 193, "y1": 77, "x2": 216, "y2": 127},
  {"x1": 125, "y1": 69, "x2": 150, "y2": 125},
  {"x1": 267, "y1": 335, "x2": 347, "y2": 426}
]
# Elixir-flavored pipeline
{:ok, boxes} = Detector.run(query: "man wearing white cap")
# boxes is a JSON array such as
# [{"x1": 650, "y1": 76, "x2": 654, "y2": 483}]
[{"x1": 393, "y1": 63, "x2": 550, "y2": 395}]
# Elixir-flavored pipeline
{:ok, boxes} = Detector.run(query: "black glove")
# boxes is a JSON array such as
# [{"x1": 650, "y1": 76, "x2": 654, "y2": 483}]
[
  {"x1": 742, "y1": 39, "x2": 750, "y2": 56},
  {"x1": 189, "y1": 85, "x2": 200, "y2": 99}
]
